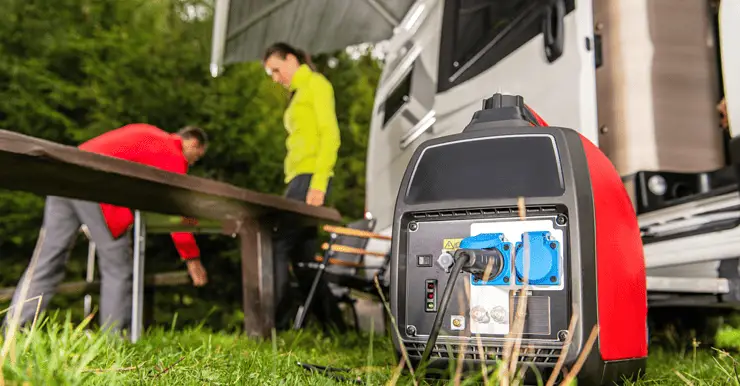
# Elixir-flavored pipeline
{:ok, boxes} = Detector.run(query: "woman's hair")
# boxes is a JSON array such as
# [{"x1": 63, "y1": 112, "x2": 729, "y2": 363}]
[{"x1": 263, "y1": 42, "x2": 315, "y2": 71}]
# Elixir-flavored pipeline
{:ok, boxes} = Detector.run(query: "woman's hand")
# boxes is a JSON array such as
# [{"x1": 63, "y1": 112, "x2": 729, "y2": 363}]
[{"x1": 306, "y1": 189, "x2": 325, "y2": 206}]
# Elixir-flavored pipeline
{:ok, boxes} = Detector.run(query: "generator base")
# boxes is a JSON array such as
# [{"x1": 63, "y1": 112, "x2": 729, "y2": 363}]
[{"x1": 399, "y1": 354, "x2": 647, "y2": 385}]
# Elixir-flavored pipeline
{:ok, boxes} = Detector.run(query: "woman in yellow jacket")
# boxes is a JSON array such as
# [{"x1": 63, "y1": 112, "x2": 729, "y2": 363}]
[{"x1": 263, "y1": 42, "x2": 346, "y2": 333}]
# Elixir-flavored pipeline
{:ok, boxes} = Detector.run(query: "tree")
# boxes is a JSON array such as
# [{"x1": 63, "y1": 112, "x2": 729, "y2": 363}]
[{"x1": 0, "y1": 0, "x2": 382, "y2": 331}]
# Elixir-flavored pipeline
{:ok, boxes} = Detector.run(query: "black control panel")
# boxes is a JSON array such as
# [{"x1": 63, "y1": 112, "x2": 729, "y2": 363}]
[{"x1": 399, "y1": 214, "x2": 572, "y2": 343}]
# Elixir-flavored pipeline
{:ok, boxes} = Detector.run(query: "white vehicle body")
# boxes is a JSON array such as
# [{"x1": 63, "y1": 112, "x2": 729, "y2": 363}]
[
  {"x1": 211, "y1": 0, "x2": 740, "y2": 305},
  {"x1": 366, "y1": 0, "x2": 597, "y2": 233},
  {"x1": 362, "y1": 0, "x2": 740, "y2": 304}
]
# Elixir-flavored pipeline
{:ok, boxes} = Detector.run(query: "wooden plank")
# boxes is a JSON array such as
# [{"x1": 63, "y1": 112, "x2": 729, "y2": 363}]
[
  {"x1": 0, "y1": 271, "x2": 190, "y2": 303},
  {"x1": 321, "y1": 242, "x2": 388, "y2": 258},
  {"x1": 322, "y1": 225, "x2": 393, "y2": 241},
  {"x1": 0, "y1": 130, "x2": 342, "y2": 226},
  {"x1": 143, "y1": 213, "x2": 224, "y2": 234}
]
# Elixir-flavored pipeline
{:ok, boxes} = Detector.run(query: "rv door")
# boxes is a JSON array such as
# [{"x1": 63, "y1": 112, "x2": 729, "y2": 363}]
[{"x1": 720, "y1": 0, "x2": 740, "y2": 138}]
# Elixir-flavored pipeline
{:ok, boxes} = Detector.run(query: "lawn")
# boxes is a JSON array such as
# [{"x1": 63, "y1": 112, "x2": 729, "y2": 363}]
[{"x1": 1, "y1": 313, "x2": 740, "y2": 385}]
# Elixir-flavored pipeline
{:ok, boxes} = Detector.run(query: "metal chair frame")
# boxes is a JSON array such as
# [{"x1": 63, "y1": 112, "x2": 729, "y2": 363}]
[{"x1": 292, "y1": 220, "x2": 391, "y2": 331}]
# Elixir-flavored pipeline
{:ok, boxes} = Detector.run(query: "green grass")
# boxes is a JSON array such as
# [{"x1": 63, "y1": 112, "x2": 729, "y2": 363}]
[{"x1": 0, "y1": 313, "x2": 739, "y2": 385}]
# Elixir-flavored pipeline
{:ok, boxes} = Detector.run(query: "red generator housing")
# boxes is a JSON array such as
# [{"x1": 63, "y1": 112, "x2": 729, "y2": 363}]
[{"x1": 388, "y1": 93, "x2": 648, "y2": 385}]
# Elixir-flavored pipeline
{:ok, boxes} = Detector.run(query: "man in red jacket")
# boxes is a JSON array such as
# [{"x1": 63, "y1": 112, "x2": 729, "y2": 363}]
[{"x1": 6, "y1": 124, "x2": 209, "y2": 333}]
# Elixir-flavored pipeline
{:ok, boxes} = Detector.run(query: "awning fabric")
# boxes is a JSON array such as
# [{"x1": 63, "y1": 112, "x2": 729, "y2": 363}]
[{"x1": 213, "y1": 0, "x2": 416, "y2": 68}]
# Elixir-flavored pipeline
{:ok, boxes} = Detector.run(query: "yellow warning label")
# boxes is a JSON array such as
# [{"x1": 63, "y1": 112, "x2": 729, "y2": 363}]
[{"x1": 442, "y1": 238, "x2": 463, "y2": 251}]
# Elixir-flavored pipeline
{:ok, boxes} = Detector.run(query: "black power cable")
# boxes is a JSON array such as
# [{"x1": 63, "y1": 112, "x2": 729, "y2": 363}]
[
  {"x1": 296, "y1": 362, "x2": 363, "y2": 384},
  {"x1": 299, "y1": 248, "x2": 498, "y2": 381},
  {"x1": 419, "y1": 250, "x2": 472, "y2": 365},
  {"x1": 419, "y1": 248, "x2": 505, "y2": 368}
]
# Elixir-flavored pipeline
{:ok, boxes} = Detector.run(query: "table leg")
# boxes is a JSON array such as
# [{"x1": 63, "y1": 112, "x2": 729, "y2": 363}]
[
  {"x1": 84, "y1": 238, "x2": 96, "y2": 319},
  {"x1": 131, "y1": 210, "x2": 146, "y2": 343},
  {"x1": 237, "y1": 218, "x2": 274, "y2": 338}
]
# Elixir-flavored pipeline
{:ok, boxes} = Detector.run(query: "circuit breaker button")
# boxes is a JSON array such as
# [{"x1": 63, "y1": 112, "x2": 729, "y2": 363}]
[
  {"x1": 417, "y1": 254, "x2": 433, "y2": 267},
  {"x1": 437, "y1": 252, "x2": 454, "y2": 272}
]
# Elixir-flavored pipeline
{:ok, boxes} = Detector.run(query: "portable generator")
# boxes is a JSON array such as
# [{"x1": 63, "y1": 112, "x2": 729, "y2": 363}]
[{"x1": 388, "y1": 93, "x2": 648, "y2": 384}]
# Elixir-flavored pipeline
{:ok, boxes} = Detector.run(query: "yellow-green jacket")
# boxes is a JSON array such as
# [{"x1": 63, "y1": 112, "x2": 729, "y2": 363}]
[{"x1": 283, "y1": 64, "x2": 341, "y2": 193}]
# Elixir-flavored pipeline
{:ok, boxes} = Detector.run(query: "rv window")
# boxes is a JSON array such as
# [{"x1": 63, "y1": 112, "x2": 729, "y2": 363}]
[
  {"x1": 437, "y1": 0, "x2": 575, "y2": 93},
  {"x1": 382, "y1": 67, "x2": 414, "y2": 127}
]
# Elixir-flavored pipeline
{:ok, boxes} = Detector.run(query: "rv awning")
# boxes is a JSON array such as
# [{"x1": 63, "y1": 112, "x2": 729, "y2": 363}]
[{"x1": 210, "y1": 0, "x2": 416, "y2": 75}]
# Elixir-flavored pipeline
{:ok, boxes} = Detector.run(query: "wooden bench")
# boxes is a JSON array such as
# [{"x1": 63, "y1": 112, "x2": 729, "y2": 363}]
[{"x1": 0, "y1": 129, "x2": 343, "y2": 341}]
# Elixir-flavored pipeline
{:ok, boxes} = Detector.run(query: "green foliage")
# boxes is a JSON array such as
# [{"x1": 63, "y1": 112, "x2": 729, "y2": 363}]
[
  {"x1": 2, "y1": 314, "x2": 740, "y2": 385},
  {"x1": 716, "y1": 325, "x2": 740, "y2": 350},
  {"x1": 0, "y1": 0, "x2": 380, "y2": 330},
  {"x1": 2, "y1": 313, "x2": 397, "y2": 385},
  {"x1": 1, "y1": 312, "x2": 131, "y2": 385}
]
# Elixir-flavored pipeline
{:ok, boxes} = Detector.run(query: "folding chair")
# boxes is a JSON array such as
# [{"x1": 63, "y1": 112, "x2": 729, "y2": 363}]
[{"x1": 292, "y1": 218, "x2": 391, "y2": 331}]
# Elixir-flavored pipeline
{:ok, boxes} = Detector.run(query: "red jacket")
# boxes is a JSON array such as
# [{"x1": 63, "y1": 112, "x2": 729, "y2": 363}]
[{"x1": 78, "y1": 123, "x2": 200, "y2": 260}]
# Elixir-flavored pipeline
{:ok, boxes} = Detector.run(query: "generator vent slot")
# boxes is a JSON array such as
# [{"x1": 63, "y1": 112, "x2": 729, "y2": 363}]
[
  {"x1": 412, "y1": 205, "x2": 558, "y2": 220},
  {"x1": 403, "y1": 342, "x2": 562, "y2": 364}
]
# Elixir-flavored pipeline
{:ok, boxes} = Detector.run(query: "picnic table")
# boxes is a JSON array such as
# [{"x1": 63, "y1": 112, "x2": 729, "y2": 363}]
[{"x1": 0, "y1": 129, "x2": 343, "y2": 341}]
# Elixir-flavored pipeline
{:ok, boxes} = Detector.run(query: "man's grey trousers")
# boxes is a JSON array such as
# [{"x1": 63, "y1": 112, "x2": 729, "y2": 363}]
[{"x1": 5, "y1": 196, "x2": 133, "y2": 332}]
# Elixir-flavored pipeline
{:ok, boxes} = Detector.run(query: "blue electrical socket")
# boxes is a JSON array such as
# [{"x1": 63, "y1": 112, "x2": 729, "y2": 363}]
[
  {"x1": 514, "y1": 231, "x2": 561, "y2": 286},
  {"x1": 459, "y1": 233, "x2": 512, "y2": 286}
]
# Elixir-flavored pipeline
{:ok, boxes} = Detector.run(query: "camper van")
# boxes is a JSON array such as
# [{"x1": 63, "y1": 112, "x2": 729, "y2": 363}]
[
  {"x1": 212, "y1": 0, "x2": 740, "y2": 333},
  {"x1": 361, "y1": 0, "x2": 739, "y2": 306},
  {"x1": 366, "y1": 0, "x2": 728, "y2": 230}
]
